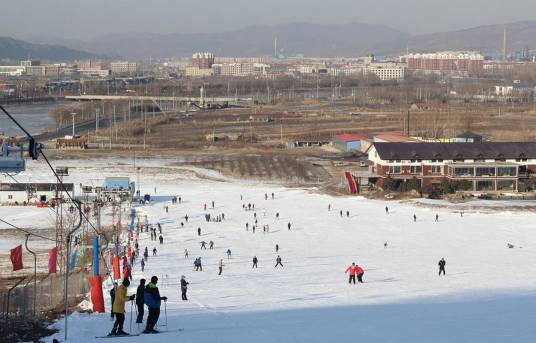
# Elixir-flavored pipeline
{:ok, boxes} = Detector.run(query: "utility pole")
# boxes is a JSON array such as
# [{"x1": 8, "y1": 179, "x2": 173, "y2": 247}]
[{"x1": 70, "y1": 112, "x2": 77, "y2": 137}]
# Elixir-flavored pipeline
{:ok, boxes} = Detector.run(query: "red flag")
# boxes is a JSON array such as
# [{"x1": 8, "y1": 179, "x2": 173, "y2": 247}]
[
  {"x1": 112, "y1": 256, "x2": 120, "y2": 280},
  {"x1": 10, "y1": 245, "x2": 23, "y2": 271},
  {"x1": 48, "y1": 247, "x2": 58, "y2": 274}
]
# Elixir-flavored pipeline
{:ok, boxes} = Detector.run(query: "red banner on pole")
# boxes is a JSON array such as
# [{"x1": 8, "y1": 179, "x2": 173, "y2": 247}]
[
  {"x1": 112, "y1": 256, "x2": 120, "y2": 280},
  {"x1": 90, "y1": 275, "x2": 105, "y2": 313},
  {"x1": 10, "y1": 245, "x2": 23, "y2": 271},
  {"x1": 48, "y1": 247, "x2": 58, "y2": 274}
]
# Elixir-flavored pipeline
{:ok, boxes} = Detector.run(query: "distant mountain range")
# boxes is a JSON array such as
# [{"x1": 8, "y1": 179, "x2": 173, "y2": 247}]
[
  {"x1": 7, "y1": 21, "x2": 536, "y2": 61},
  {"x1": 0, "y1": 37, "x2": 99, "y2": 61}
]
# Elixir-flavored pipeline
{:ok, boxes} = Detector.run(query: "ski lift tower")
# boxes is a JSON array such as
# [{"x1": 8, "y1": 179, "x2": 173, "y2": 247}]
[{"x1": 54, "y1": 166, "x2": 69, "y2": 273}]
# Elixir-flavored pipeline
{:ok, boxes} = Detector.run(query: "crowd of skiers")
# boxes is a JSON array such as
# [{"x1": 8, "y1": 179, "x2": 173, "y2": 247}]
[{"x1": 106, "y1": 190, "x2": 451, "y2": 337}]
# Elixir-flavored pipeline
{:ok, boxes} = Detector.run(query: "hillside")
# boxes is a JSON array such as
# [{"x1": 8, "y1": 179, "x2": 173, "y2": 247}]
[{"x1": 0, "y1": 36, "x2": 98, "y2": 61}]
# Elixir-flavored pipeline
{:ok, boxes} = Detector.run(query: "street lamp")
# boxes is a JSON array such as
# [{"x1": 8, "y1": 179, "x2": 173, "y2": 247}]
[{"x1": 70, "y1": 112, "x2": 77, "y2": 137}]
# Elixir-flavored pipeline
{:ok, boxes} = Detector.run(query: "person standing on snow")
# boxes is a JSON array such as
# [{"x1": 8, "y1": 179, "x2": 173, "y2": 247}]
[
  {"x1": 110, "y1": 282, "x2": 118, "y2": 318},
  {"x1": 180, "y1": 275, "x2": 189, "y2": 301},
  {"x1": 345, "y1": 263, "x2": 358, "y2": 284},
  {"x1": 153, "y1": 247, "x2": 157, "y2": 256},
  {"x1": 435, "y1": 214, "x2": 439, "y2": 222},
  {"x1": 143, "y1": 248, "x2": 148, "y2": 261},
  {"x1": 136, "y1": 279, "x2": 146, "y2": 324},
  {"x1": 201, "y1": 241, "x2": 207, "y2": 250},
  {"x1": 275, "y1": 255, "x2": 283, "y2": 268},
  {"x1": 275, "y1": 244, "x2": 279, "y2": 253},
  {"x1": 226, "y1": 249, "x2": 232, "y2": 259},
  {"x1": 209, "y1": 240, "x2": 214, "y2": 249},
  {"x1": 109, "y1": 278, "x2": 135, "y2": 336},
  {"x1": 287, "y1": 222, "x2": 291, "y2": 230},
  {"x1": 218, "y1": 259, "x2": 225, "y2": 275},
  {"x1": 355, "y1": 264, "x2": 365, "y2": 283},
  {"x1": 144, "y1": 276, "x2": 168, "y2": 334},
  {"x1": 413, "y1": 214, "x2": 417, "y2": 222},
  {"x1": 184, "y1": 248, "x2": 189, "y2": 259},
  {"x1": 252, "y1": 256, "x2": 258, "y2": 268},
  {"x1": 385, "y1": 206, "x2": 389, "y2": 214},
  {"x1": 438, "y1": 258, "x2": 446, "y2": 276},
  {"x1": 197, "y1": 227, "x2": 201, "y2": 236},
  {"x1": 159, "y1": 235, "x2": 163, "y2": 244},
  {"x1": 141, "y1": 258, "x2": 145, "y2": 271}
]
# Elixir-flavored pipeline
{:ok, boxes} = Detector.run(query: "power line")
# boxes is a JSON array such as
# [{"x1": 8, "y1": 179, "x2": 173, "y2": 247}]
[{"x1": 0, "y1": 217, "x2": 55, "y2": 242}]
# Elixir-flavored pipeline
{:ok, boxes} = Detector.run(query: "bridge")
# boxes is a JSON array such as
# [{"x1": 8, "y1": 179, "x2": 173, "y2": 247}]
[{"x1": 64, "y1": 95, "x2": 252, "y2": 103}]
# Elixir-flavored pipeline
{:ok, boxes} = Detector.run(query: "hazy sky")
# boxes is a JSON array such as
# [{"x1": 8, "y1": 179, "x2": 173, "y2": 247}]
[{"x1": 1, "y1": 0, "x2": 533, "y2": 40}]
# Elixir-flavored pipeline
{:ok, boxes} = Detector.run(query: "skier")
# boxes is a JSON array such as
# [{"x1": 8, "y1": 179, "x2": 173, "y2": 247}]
[
  {"x1": 287, "y1": 222, "x2": 291, "y2": 230},
  {"x1": 275, "y1": 244, "x2": 279, "y2": 253},
  {"x1": 165, "y1": 206, "x2": 168, "y2": 213},
  {"x1": 438, "y1": 258, "x2": 446, "y2": 276},
  {"x1": 181, "y1": 222, "x2": 184, "y2": 228},
  {"x1": 252, "y1": 256, "x2": 258, "y2": 268},
  {"x1": 144, "y1": 248, "x2": 148, "y2": 261},
  {"x1": 252, "y1": 225, "x2": 256, "y2": 233},
  {"x1": 246, "y1": 222, "x2": 249, "y2": 231},
  {"x1": 435, "y1": 214, "x2": 439, "y2": 222},
  {"x1": 185, "y1": 214, "x2": 189, "y2": 222},
  {"x1": 143, "y1": 276, "x2": 167, "y2": 334},
  {"x1": 226, "y1": 249, "x2": 232, "y2": 259},
  {"x1": 271, "y1": 192, "x2": 274, "y2": 199},
  {"x1": 153, "y1": 247, "x2": 157, "y2": 256},
  {"x1": 184, "y1": 248, "x2": 189, "y2": 259},
  {"x1": 275, "y1": 255, "x2": 283, "y2": 268},
  {"x1": 385, "y1": 206, "x2": 389, "y2": 214},
  {"x1": 159, "y1": 235, "x2": 163, "y2": 244},
  {"x1": 135, "y1": 279, "x2": 146, "y2": 324},
  {"x1": 109, "y1": 278, "x2": 135, "y2": 336},
  {"x1": 204, "y1": 203, "x2": 207, "y2": 211},
  {"x1": 345, "y1": 262, "x2": 358, "y2": 284},
  {"x1": 201, "y1": 241, "x2": 207, "y2": 250},
  {"x1": 179, "y1": 196, "x2": 182, "y2": 204},
  {"x1": 355, "y1": 264, "x2": 365, "y2": 283},
  {"x1": 346, "y1": 210, "x2": 350, "y2": 218},
  {"x1": 180, "y1": 275, "x2": 189, "y2": 301},
  {"x1": 218, "y1": 259, "x2": 224, "y2": 275},
  {"x1": 276, "y1": 212, "x2": 280, "y2": 220},
  {"x1": 384, "y1": 241, "x2": 388, "y2": 249},
  {"x1": 198, "y1": 227, "x2": 201, "y2": 236},
  {"x1": 141, "y1": 258, "x2": 145, "y2": 271},
  {"x1": 413, "y1": 214, "x2": 417, "y2": 222},
  {"x1": 265, "y1": 193, "x2": 268, "y2": 200},
  {"x1": 209, "y1": 240, "x2": 214, "y2": 249},
  {"x1": 212, "y1": 201, "x2": 215, "y2": 209},
  {"x1": 339, "y1": 210, "x2": 343, "y2": 217},
  {"x1": 110, "y1": 282, "x2": 118, "y2": 318},
  {"x1": 328, "y1": 204, "x2": 331, "y2": 211}
]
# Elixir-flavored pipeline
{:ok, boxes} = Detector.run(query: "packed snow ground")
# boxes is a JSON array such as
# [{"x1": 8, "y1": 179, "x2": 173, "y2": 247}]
[{"x1": 8, "y1": 159, "x2": 536, "y2": 342}]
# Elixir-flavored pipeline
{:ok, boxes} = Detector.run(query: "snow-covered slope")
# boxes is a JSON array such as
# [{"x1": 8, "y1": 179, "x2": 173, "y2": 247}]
[{"x1": 10, "y1": 159, "x2": 536, "y2": 342}]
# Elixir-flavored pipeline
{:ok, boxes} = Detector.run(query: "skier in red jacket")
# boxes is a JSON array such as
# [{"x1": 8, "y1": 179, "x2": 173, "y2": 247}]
[
  {"x1": 355, "y1": 265, "x2": 365, "y2": 283},
  {"x1": 345, "y1": 263, "x2": 358, "y2": 284}
]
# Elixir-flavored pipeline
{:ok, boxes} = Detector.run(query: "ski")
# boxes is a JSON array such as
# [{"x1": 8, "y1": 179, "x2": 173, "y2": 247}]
[{"x1": 95, "y1": 334, "x2": 141, "y2": 339}]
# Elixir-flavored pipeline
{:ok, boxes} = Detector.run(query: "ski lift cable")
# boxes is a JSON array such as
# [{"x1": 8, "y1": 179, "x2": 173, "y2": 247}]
[{"x1": 0, "y1": 105, "x2": 104, "y2": 240}]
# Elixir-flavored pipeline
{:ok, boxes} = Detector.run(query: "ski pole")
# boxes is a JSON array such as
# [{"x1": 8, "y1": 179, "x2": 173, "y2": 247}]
[
  {"x1": 164, "y1": 299, "x2": 168, "y2": 330},
  {"x1": 129, "y1": 300, "x2": 133, "y2": 333}
]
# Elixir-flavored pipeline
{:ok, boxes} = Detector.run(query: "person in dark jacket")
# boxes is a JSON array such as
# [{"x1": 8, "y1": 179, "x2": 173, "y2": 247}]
[
  {"x1": 135, "y1": 279, "x2": 145, "y2": 323},
  {"x1": 275, "y1": 255, "x2": 283, "y2": 268},
  {"x1": 252, "y1": 256, "x2": 258, "y2": 268},
  {"x1": 180, "y1": 275, "x2": 189, "y2": 301},
  {"x1": 438, "y1": 258, "x2": 446, "y2": 276},
  {"x1": 110, "y1": 282, "x2": 118, "y2": 318},
  {"x1": 144, "y1": 276, "x2": 167, "y2": 333}
]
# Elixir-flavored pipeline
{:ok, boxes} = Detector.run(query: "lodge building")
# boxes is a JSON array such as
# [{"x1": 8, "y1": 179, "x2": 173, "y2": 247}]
[{"x1": 367, "y1": 142, "x2": 536, "y2": 192}]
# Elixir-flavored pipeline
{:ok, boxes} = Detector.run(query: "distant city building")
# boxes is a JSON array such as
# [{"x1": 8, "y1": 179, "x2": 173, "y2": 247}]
[
  {"x1": 0, "y1": 66, "x2": 26, "y2": 77},
  {"x1": 405, "y1": 52, "x2": 484, "y2": 73},
  {"x1": 20, "y1": 60, "x2": 40, "y2": 67},
  {"x1": 192, "y1": 52, "x2": 215, "y2": 69},
  {"x1": 110, "y1": 61, "x2": 137, "y2": 75},
  {"x1": 184, "y1": 66, "x2": 214, "y2": 77},
  {"x1": 364, "y1": 62, "x2": 406, "y2": 81}
]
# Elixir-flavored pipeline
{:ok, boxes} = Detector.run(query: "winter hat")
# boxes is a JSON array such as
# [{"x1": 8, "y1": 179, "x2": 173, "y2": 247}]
[
  {"x1": 122, "y1": 278, "x2": 130, "y2": 287},
  {"x1": 151, "y1": 276, "x2": 158, "y2": 284},
  {"x1": 140, "y1": 278, "x2": 146, "y2": 284}
]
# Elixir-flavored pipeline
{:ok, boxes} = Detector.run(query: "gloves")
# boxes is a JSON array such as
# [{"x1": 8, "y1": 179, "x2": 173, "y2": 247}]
[{"x1": 130, "y1": 295, "x2": 136, "y2": 301}]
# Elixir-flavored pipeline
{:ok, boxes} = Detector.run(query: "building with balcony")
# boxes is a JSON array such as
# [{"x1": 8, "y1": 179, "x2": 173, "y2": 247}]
[{"x1": 367, "y1": 142, "x2": 536, "y2": 192}]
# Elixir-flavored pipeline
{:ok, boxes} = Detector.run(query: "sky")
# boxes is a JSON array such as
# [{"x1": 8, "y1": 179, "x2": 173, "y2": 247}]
[{"x1": 0, "y1": 0, "x2": 534, "y2": 40}]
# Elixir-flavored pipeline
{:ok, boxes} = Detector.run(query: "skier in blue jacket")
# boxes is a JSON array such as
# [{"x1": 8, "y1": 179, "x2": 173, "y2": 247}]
[{"x1": 143, "y1": 276, "x2": 167, "y2": 333}]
